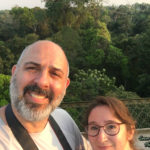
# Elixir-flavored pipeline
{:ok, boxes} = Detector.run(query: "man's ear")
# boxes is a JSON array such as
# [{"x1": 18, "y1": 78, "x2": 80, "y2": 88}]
[
  {"x1": 66, "y1": 78, "x2": 70, "y2": 89},
  {"x1": 63, "y1": 78, "x2": 70, "y2": 96},
  {"x1": 11, "y1": 65, "x2": 17, "y2": 75}
]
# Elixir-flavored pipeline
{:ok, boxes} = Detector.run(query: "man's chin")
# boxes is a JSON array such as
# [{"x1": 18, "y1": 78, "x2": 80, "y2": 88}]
[
  {"x1": 23, "y1": 106, "x2": 53, "y2": 122},
  {"x1": 25, "y1": 102, "x2": 48, "y2": 110},
  {"x1": 15, "y1": 99, "x2": 53, "y2": 121}
]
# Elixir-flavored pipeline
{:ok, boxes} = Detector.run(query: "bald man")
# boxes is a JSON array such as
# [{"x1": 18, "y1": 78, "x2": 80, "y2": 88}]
[{"x1": 0, "y1": 40, "x2": 88, "y2": 150}]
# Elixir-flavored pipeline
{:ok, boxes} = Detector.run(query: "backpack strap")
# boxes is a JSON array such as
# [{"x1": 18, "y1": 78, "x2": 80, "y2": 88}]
[
  {"x1": 49, "y1": 115, "x2": 72, "y2": 150},
  {"x1": 5, "y1": 104, "x2": 72, "y2": 150},
  {"x1": 5, "y1": 104, "x2": 38, "y2": 150}
]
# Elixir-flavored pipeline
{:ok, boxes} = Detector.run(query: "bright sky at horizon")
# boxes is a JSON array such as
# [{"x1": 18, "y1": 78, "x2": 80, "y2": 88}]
[
  {"x1": 0, "y1": 0, "x2": 150, "y2": 10},
  {"x1": 104, "y1": 0, "x2": 150, "y2": 6},
  {"x1": 0, "y1": 0, "x2": 45, "y2": 10}
]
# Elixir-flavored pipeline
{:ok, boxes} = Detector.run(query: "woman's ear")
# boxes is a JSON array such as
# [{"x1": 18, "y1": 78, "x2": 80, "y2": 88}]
[{"x1": 127, "y1": 126, "x2": 135, "y2": 141}]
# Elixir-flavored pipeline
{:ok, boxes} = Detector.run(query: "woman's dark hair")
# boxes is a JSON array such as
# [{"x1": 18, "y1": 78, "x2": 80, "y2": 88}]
[{"x1": 83, "y1": 96, "x2": 136, "y2": 149}]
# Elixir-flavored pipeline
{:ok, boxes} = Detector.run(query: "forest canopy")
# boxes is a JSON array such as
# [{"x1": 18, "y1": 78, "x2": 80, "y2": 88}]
[{"x1": 0, "y1": 1, "x2": 150, "y2": 104}]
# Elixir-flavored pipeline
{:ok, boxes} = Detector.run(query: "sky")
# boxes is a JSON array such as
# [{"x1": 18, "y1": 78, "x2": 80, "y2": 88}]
[
  {"x1": 0, "y1": 0, "x2": 45, "y2": 10},
  {"x1": 104, "y1": 0, "x2": 150, "y2": 6},
  {"x1": 0, "y1": 0, "x2": 150, "y2": 10}
]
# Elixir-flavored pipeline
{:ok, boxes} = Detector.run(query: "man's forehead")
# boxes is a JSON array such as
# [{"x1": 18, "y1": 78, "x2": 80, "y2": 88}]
[
  {"x1": 29, "y1": 41, "x2": 63, "y2": 53},
  {"x1": 21, "y1": 42, "x2": 65, "y2": 61},
  {"x1": 22, "y1": 49, "x2": 66, "y2": 69},
  {"x1": 17, "y1": 41, "x2": 69, "y2": 75}
]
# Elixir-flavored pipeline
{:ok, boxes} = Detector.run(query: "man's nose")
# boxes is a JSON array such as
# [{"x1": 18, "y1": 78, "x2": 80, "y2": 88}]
[{"x1": 34, "y1": 70, "x2": 50, "y2": 89}]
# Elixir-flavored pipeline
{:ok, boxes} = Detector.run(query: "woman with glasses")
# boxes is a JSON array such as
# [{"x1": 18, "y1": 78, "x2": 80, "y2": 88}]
[{"x1": 84, "y1": 96, "x2": 137, "y2": 150}]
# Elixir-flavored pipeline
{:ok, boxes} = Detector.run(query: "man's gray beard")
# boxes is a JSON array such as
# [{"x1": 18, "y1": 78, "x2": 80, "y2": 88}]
[{"x1": 10, "y1": 75, "x2": 65, "y2": 122}]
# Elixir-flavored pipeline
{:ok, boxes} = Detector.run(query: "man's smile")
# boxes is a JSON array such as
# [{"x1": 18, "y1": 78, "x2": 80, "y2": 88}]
[
  {"x1": 31, "y1": 92, "x2": 47, "y2": 99},
  {"x1": 28, "y1": 92, "x2": 49, "y2": 104}
]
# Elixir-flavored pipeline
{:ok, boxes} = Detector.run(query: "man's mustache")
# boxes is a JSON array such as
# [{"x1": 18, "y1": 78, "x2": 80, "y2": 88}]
[{"x1": 23, "y1": 84, "x2": 54, "y2": 101}]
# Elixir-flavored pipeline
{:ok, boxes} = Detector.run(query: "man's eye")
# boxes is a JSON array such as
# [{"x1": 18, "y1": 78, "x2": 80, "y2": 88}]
[
  {"x1": 27, "y1": 67, "x2": 34, "y2": 69},
  {"x1": 26, "y1": 67, "x2": 39, "y2": 71},
  {"x1": 51, "y1": 72, "x2": 61, "y2": 77}
]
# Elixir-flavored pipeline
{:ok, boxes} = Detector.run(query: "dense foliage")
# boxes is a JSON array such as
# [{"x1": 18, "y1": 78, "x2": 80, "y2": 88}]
[
  {"x1": 1, "y1": 1, "x2": 150, "y2": 104},
  {"x1": 0, "y1": 74, "x2": 10, "y2": 106}
]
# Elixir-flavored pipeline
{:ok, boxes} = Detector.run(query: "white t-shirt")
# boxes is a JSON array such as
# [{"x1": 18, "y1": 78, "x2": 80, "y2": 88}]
[{"x1": 0, "y1": 107, "x2": 90, "y2": 150}]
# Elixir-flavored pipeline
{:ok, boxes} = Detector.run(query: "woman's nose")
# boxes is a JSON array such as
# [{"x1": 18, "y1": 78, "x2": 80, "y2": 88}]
[{"x1": 97, "y1": 128, "x2": 108, "y2": 142}]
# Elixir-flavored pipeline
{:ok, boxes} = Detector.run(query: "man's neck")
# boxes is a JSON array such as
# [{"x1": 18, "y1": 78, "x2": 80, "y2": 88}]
[{"x1": 12, "y1": 106, "x2": 49, "y2": 133}]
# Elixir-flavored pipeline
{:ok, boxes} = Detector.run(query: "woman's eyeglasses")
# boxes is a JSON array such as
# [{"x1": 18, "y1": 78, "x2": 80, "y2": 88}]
[{"x1": 85, "y1": 122, "x2": 124, "y2": 136}]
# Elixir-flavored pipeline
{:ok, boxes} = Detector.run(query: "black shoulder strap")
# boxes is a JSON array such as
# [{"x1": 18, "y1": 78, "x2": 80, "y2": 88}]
[
  {"x1": 5, "y1": 104, "x2": 38, "y2": 150},
  {"x1": 49, "y1": 115, "x2": 72, "y2": 150},
  {"x1": 5, "y1": 104, "x2": 72, "y2": 150}
]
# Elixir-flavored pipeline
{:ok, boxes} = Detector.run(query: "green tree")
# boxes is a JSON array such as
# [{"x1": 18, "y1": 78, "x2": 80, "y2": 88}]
[
  {"x1": 10, "y1": 7, "x2": 38, "y2": 36},
  {"x1": 51, "y1": 27, "x2": 83, "y2": 76},
  {"x1": 65, "y1": 68, "x2": 139, "y2": 102},
  {"x1": 136, "y1": 74, "x2": 150, "y2": 97},
  {"x1": 107, "y1": 4, "x2": 150, "y2": 95},
  {"x1": 32, "y1": 7, "x2": 50, "y2": 38},
  {"x1": 80, "y1": 16, "x2": 111, "y2": 69},
  {"x1": 65, "y1": 69, "x2": 116, "y2": 101},
  {"x1": 45, "y1": 0, "x2": 91, "y2": 32},
  {"x1": 0, "y1": 41, "x2": 14, "y2": 75},
  {"x1": 0, "y1": 74, "x2": 10, "y2": 106},
  {"x1": 107, "y1": 5, "x2": 133, "y2": 38},
  {"x1": 0, "y1": 10, "x2": 15, "y2": 41},
  {"x1": 132, "y1": 3, "x2": 150, "y2": 34},
  {"x1": 104, "y1": 45, "x2": 129, "y2": 86}
]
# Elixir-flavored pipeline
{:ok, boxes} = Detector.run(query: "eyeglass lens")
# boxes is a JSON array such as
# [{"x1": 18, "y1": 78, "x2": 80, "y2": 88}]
[{"x1": 86, "y1": 123, "x2": 121, "y2": 136}]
